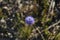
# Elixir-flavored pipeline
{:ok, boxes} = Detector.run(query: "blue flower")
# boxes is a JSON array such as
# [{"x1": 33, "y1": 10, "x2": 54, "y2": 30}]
[{"x1": 25, "y1": 16, "x2": 35, "y2": 25}]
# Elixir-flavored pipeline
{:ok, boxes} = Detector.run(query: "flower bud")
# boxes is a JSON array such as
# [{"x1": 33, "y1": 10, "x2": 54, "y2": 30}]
[{"x1": 25, "y1": 16, "x2": 35, "y2": 25}]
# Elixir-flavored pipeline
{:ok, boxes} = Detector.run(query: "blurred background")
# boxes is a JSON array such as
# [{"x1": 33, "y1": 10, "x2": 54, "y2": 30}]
[{"x1": 0, "y1": 0, "x2": 60, "y2": 40}]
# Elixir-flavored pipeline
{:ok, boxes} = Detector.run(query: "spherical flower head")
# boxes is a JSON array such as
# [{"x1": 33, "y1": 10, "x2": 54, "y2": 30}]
[{"x1": 25, "y1": 16, "x2": 35, "y2": 25}]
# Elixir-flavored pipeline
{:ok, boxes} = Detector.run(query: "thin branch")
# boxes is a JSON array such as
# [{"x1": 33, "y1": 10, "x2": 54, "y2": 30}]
[
  {"x1": 36, "y1": 27, "x2": 45, "y2": 40},
  {"x1": 41, "y1": 20, "x2": 60, "y2": 32},
  {"x1": 47, "y1": 0, "x2": 55, "y2": 18}
]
